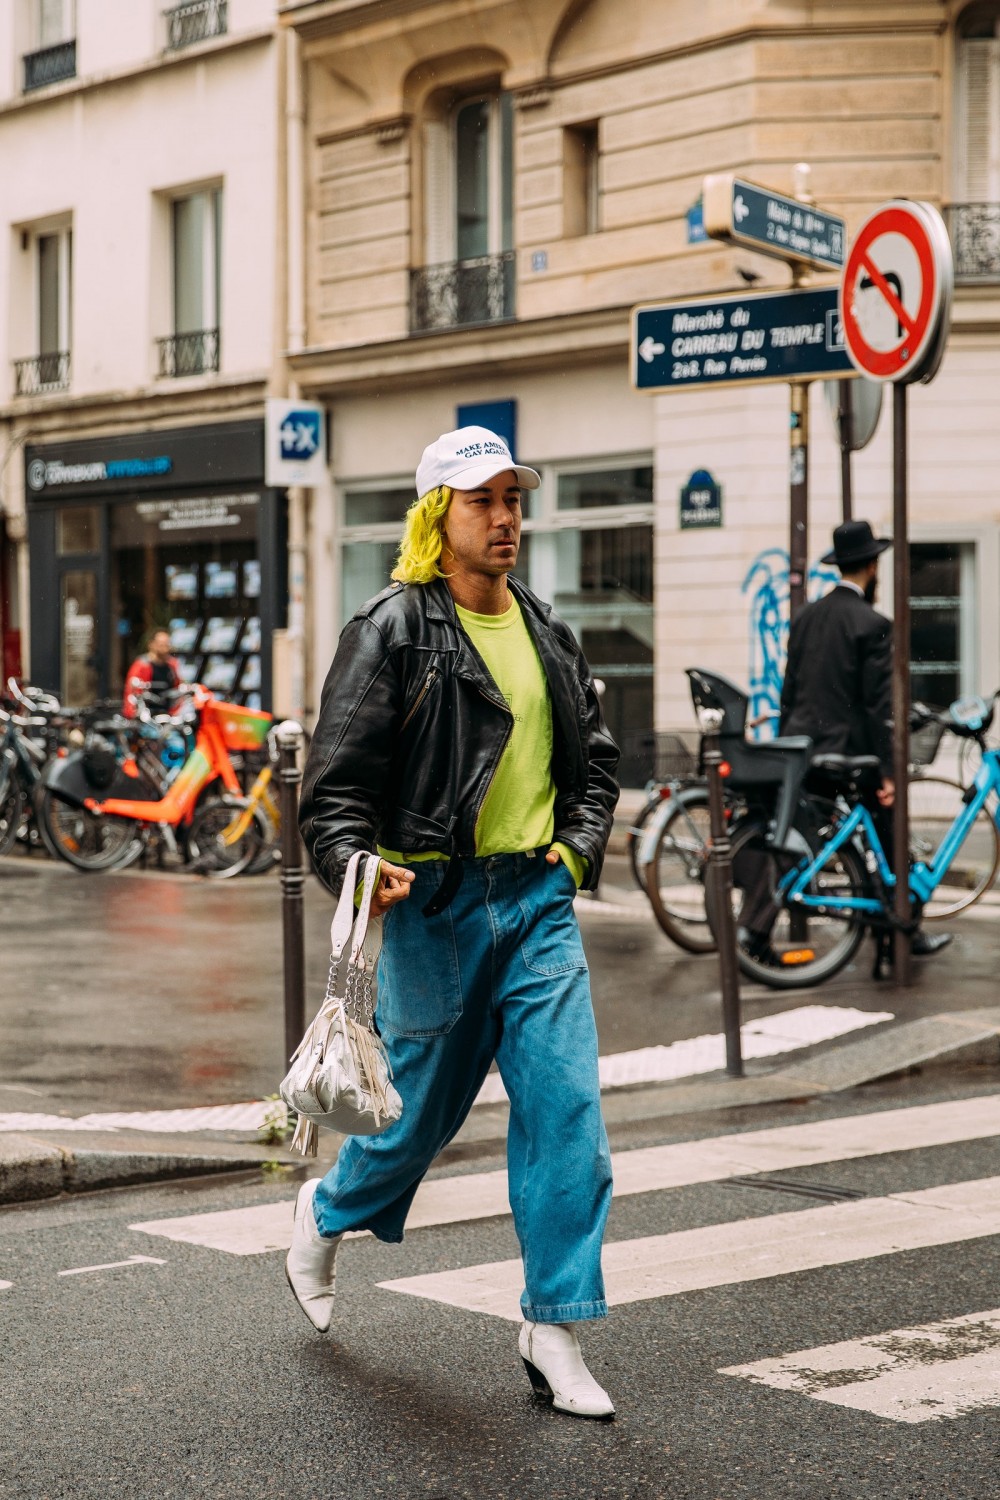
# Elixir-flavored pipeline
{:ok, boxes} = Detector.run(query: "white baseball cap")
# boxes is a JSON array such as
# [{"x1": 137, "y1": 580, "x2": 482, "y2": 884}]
[{"x1": 415, "y1": 426, "x2": 540, "y2": 497}]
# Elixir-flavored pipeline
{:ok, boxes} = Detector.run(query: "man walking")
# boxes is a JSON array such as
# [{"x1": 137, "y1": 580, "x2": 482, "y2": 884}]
[
  {"x1": 289, "y1": 426, "x2": 620, "y2": 1419},
  {"x1": 780, "y1": 518, "x2": 950, "y2": 958}
]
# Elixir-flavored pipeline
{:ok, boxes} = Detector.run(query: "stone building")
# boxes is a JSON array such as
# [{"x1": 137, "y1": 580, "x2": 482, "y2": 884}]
[
  {"x1": 281, "y1": 0, "x2": 1000, "y2": 781},
  {"x1": 0, "y1": 0, "x2": 289, "y2": 712}
]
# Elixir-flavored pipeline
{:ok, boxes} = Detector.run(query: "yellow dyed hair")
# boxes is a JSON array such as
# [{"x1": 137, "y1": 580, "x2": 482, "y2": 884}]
[{"x1": 391, "y1": 485, "x2": 453, "y2": 584}]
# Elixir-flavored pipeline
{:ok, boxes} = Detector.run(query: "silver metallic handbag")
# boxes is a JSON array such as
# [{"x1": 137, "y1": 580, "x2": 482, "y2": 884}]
[{"x1": 280, "y1": 851, "x2": 403, "y2": 1157}]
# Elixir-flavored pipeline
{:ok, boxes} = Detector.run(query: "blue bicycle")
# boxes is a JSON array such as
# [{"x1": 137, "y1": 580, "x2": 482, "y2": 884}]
[{"x1": 711, "y1": 691, "x2": 1000, "y2": 989}]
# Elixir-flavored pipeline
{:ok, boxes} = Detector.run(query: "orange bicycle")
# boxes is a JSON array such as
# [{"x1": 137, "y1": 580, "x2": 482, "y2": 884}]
[{"x1": 38, "y1": 685, "x2": 274, "y2": 875}]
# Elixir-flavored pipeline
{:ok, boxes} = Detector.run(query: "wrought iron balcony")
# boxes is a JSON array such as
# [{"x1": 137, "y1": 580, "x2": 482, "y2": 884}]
[
  {"x1": 23, "y1": 39, "x2": 76, "y2": 92},
  {"x1": 13, "y1": 352, "x2": 70, "y2": 396},
  {"x1": 410, "y1": 252, "x2": 516, "y2": 333},
  {"x1": 947, "y1": 203, "x2": 1000, "y2": 284},
  {"x1": 164, "y1": 0, "x2": 227, "y2": 51},
  {"x1": 156, "y1": 329, "x2": 220, "y2": 377}
]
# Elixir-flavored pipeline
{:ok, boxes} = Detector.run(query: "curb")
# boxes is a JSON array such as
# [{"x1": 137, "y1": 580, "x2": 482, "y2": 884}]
[
  {"x1": 4, "y1": 1008, "x2": 998, "y2": 1205},
  {"x1": 0, "y1": 1130, "x2": 299, "y2": 1207}
]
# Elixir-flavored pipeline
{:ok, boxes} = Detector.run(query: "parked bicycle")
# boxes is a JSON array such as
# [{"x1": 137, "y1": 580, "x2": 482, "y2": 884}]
[
  {"x1": 706, "y1": 690, "x2": 1000, "y2": 989},
  {"x1": 38, "y1": 684, "x2": 275, "y2": 876}
]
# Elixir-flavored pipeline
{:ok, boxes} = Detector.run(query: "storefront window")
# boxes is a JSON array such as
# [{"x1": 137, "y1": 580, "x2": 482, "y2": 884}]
[
  {"x1": 110, "y1": 493, "x2": 263, "y2": 706},
  {"x1": 340, "y1": 487, "x2": 411, "y2": 625},
  {"x1": 910, "y1": 542, "x2": 975, "y2": 708},
  {"x1": 61, "y1": 570, "x2": 98, "y2": 706}
]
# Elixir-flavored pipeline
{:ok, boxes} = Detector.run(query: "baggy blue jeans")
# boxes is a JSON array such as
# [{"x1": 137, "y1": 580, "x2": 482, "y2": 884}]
[{"x1": 312, "y1": 850, "x2": 613, "y2": 1323}]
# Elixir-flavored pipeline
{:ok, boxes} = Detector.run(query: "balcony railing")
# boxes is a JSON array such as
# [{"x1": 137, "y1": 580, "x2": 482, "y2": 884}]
[
  {"x1": 156, "y1": 329, "x2": 219, "y2": 377},
  {"x1": 13, "y1": 352, "x2": 70, "y2": 396},
  {"x1": 410, "y1": 252, "x2": 516, "y2": 333},
  {"x1": 947, "y1": 203, "x2": 1000, "y2": 284},
  {"x1": 23, "y1": 39, "x2": 76, "y2": 92},
  {"x1": 164, "y1": 0, "x2": 227, "y2": 51}
]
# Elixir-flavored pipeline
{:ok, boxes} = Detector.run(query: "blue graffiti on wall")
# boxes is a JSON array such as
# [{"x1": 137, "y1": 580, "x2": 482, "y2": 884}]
[{"x1": 742, "y1": 549, "x2": 840, "y2": 738}]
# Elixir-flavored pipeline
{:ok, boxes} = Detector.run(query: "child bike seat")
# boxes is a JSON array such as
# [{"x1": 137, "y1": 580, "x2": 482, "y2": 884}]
[{"x1": 686, "y1": 667, "x2": 813, "y2": 849}]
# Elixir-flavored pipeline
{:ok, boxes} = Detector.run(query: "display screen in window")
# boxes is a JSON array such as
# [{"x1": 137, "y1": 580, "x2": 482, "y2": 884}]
[
  {"x1": 205, "y1": 561, "x2": 239, "y2": 599},
  {"x1": 166, "y1": 564, "x2": 199, "y2": 601}
]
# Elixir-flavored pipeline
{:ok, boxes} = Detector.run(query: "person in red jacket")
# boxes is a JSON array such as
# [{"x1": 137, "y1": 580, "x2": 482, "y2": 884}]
[{"x1": 123, "y1": 628, "x2": 182, "y2": 717}]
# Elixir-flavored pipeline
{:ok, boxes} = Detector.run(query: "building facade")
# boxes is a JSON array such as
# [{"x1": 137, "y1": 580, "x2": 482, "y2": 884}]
[
  {"x1": 281, "y1": 0, "x2": 1000, "y2": 782},
  {"x1": 0, "y1": 0, "x2": 290, "y2": 712}
]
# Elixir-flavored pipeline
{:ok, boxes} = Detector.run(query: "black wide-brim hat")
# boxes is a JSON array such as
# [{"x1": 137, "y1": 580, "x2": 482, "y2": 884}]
[{"x1": 821, "y1": 519, "x2": 893, "y2": 567}]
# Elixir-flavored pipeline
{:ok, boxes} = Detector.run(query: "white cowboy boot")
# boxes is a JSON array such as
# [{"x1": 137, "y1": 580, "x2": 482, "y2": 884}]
[
  {"x1": 518, "y1": 1321, "x2": 615, "y2": 1420},
  {"x1": 285, "y1": 1178, "x2": 342, "y2": 1333}
]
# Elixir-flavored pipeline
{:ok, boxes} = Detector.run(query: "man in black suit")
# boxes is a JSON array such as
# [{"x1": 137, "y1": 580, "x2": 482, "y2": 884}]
[{"x1": 780, "y1": 518, "x2": 950, "y2": 959}]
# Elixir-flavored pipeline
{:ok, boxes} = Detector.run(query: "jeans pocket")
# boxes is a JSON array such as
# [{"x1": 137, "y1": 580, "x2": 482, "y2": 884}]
[
  {"x1": 375, "y1": 871, "x2": 463, "y2": 1037},
  {"x1": 518, "y1": 863, "x2": 588, "y2": 977}
]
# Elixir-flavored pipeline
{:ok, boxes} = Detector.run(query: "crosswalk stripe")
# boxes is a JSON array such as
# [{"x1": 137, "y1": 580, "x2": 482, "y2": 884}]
[
  {"x1": 474, "y1": 1004, "x2": 891, "y2": 1104},
  {"x1": 129, "y1": 1093, "x2": 1000, "y2": 1256},
  {"x1": 377, "y1": 1176, "x2": 1000, "y2": 1321},
  {"x1": 719, "y1": 1308, "x2": 1000, "y2": 1423},
  {"x1": 0, "y1": 1003, "x2": 892, "y2": 1130}
]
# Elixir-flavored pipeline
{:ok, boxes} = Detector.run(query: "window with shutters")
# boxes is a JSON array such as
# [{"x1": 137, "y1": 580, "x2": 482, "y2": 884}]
[
  {"x1": 12, "y1": 222, "x2": 72, "y2": 395},
  {"x1": 411, "y1": 93, "x2": 515, "y2": 332},
  {"x1": 952, "y1": 6, "x2": 1000, "y2": 280}
]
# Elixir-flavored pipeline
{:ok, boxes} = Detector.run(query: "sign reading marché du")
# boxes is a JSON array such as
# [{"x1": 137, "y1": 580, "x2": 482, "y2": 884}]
[{"x1": 632, "y1": 286, "x2": 855, "y2": 393}]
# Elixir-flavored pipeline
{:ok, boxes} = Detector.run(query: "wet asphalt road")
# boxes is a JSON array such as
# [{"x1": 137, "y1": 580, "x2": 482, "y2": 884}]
[
  {"x1": 2, "y1": 1070, "x2": 998, "y2": 1500},
  {"x1": 0, "y1": 849, "x2": 995, "y2": 1117}
]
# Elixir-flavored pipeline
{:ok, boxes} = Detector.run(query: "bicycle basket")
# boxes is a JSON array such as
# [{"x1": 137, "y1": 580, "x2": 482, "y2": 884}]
[
  {"x1": 203, "y1": 700, "x2": 273, "y2": 751},
  {"x1": 650, "y1": 731, "x2": 699, "y2": 781},
  {"x1": 909, "y1": 719, "x2": 945, "y2": 768}
]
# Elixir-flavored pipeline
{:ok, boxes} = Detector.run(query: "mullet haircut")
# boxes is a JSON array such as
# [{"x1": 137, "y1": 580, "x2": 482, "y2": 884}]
[{"x1": 391, "y1": 485, "x2": 453, "y2": 584}]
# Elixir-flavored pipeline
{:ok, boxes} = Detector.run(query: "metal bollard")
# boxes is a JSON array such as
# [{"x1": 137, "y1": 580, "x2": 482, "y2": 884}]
[
  {"x1": 699, "y1": 707, "x2": 744, "y2": 1077},
  {"x1": 275, "y1": 719, "x2": 306, "y2": 1065}
]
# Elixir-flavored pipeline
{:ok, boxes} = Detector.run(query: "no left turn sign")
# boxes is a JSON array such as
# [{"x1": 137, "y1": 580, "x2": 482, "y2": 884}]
[{"x1": 839, "y1": 200, "x2": 953, "y2": 384}]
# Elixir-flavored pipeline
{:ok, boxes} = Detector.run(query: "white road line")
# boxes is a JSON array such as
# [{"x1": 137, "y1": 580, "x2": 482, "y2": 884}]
[
  {"x1": 377, "y1": 1176, "x2": 1000, "y2": 1322},
  {"x1": 720, "y1": 1308, "x2": 1000, "y2": 1423},
  {"x1": 0, "y1": 1280, "x2": 12, "y2": 1291},
  {"x1": 0, "y1": 1004, "x2": 893, "y2": 1129},
  {"x1": 474, "y1": 1004, "x2": 892, "y2": 1104},
  {"x1": 57, "y1": 1255, "x2": 166, "y2": 1277},
  {"x1": 129, "y1": 1093, "x2": 1000, "y2": 1256}
]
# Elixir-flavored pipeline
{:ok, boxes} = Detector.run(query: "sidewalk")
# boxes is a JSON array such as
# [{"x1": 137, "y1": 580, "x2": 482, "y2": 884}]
[{"x1": 2, "y1": 847, "x2": 998, "y2": 1204}]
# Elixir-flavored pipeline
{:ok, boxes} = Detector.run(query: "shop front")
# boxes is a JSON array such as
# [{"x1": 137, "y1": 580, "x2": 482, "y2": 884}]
[{"x1": 25, "y1": 421, "x2": 287, "y2": 710}]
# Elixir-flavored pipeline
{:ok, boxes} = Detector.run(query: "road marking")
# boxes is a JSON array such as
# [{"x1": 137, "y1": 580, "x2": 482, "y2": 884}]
[
  {"x1": 0, "y1": 1280, "x2": 12, "y2": 1291},
  {"x1": 58, "y1": 1255, "x2": 166, "y2": 1277},
  {"x1": 378, "y1": 1176, "x2": 1000, "y2": 1321},
  {"x1": 0, "y1": 1004, "x2": 893, "y2": 1128},
  {"x1": 720, "y1": 1308, "x2": 1000, "y2": 1423},
  {"x1": 129, "y1": 1093, "x2": 1000, "y2": 1256},
  {"x1": 475, "y1": 1004, "x2": 892, "y2": 1103}
]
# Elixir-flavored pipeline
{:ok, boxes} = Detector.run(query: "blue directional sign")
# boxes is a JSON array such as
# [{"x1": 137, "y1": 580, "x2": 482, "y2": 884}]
[
  {"x1": 632, "y1": 286, "x2": 855, "y2": 393},
  {"x1": 703, "y1": 173, "x2": 845, "y2": 271}
]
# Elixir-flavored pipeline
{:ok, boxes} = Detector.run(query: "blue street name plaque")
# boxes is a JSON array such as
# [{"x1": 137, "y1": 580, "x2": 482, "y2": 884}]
[{"x1": 631, "y1": 285, "x2": 855, "y2": 393}]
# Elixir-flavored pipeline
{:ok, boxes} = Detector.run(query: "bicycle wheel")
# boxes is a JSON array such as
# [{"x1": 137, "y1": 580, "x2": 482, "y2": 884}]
[
  {"x1": 625, "y1": 790, "x2": 666, "y2": 890},
  {"x1": 706, "y1": 816, "x2": 868, "y2": 990},
  {"x1": 0, "y1": 771, "x2": 25, "y2": 857},
  {"x1": 186, "y1": 796, "x2": 271, "y2": 878},
  {"x1": 908, "y1": 774, "x2": 1000, "y2": 918},
  {"x1": 36, "y1": 788, "x2": 142, "y2": 872},
  {"x1": 643, "y1": 789, "x2": 716, "y2": 953}
]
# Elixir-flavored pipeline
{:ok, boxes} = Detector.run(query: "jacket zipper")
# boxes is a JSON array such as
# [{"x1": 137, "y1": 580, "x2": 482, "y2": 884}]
[
  {"x1": 400, "y1": 668, "x2": 438, "y2": 733},
  {"x1": 470, "y1": 686, "x2": 513, "y2": 832}
]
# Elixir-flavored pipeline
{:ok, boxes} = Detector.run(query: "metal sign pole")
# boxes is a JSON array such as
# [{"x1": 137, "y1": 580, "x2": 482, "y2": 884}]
[
  {"x1": 276, "y1": 719, "x2": 307, "y2": 1060},
  {"x1": 837, "y1": 379, "x2": 854, "y2": 522},
  {"x1": 891, "y1": 386, "x2": 912, "y2": 986},
  {"x1": 700, "y1": 708, "x2": 743, "y2": 1076},
  {"x1": 789, "y1": 382, "x2": 810, "y2": 621}
]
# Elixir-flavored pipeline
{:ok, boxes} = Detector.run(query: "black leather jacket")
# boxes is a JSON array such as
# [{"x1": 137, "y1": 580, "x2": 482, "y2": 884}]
[{"x1": 300, "y1": 576, "x2": 620, "y2": 899}]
